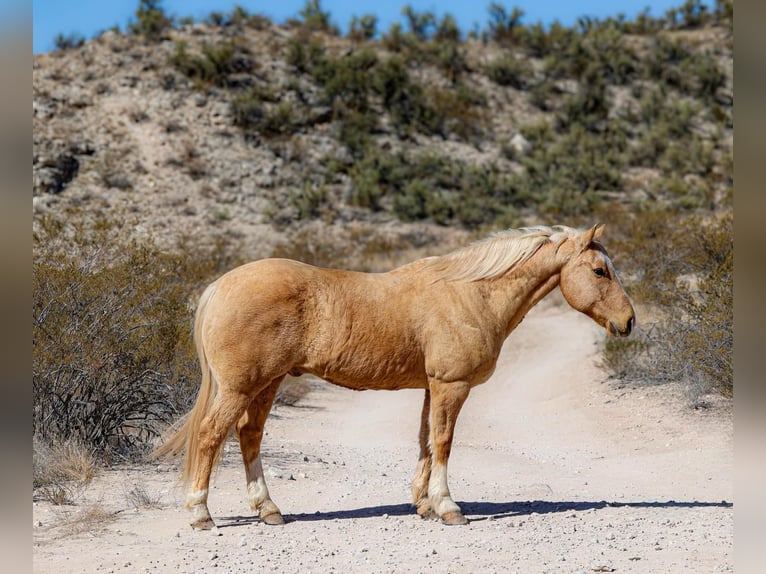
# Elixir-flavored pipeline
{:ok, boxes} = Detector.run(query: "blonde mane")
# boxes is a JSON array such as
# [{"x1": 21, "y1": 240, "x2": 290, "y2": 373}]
[{"x1": 424, "y1": 226, "x2": 579, "y2": 282}]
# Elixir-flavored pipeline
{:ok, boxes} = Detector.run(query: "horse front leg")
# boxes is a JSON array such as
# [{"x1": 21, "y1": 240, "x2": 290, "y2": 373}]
[
  {"x1": 426, "y1": 378, "x2": 470, "y2": 525},
  {"x1": 411, "y1": 389, "x2": 433, "y2": 518},
  {"x1": 236, "y1": 377, "x2": 285, "y2": 525}
]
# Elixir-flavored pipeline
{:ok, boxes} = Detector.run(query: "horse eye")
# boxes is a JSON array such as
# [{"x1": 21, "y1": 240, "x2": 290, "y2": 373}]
[{"x1": 593, "y1": 267, "x2": 606, "y2": 277}]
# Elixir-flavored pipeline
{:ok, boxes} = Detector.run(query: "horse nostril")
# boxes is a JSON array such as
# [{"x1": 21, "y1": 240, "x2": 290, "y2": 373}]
[{"x1": 626, "y1": 316, "x2": 634, "y2": 335}]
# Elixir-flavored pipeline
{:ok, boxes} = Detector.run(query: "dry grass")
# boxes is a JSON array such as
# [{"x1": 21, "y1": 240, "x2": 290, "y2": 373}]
[
  {"x1": 123, "y1": 482, "x2": 163, "y2": 510},
  {"x1": 49, "y1": 502, "x2": 119, "y2": 538},
  {"x1": 33, "y1": 437, "x2": 98, "y2": 505},
  {"x1": 598, "y1": 209, "x2": 732, "y2": 404},
  {"x1": 275, "y1": 376, "x2": 314, "y2": 407}
]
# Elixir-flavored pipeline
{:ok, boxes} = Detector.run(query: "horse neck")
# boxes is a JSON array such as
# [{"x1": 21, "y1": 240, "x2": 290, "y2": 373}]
[{"x1": 484, "y1": 241, "x2": 565, "y2": 337}]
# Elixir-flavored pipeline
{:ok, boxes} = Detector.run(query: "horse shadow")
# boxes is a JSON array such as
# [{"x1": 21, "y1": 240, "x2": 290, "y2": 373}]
[{"x1": 216, "y1": 498, "x2": 732, "y2": 527}]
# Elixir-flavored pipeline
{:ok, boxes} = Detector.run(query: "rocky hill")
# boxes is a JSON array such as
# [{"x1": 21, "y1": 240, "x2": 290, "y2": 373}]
[
  {"x1": 33, "y1": 1, "x2": 733, "y2": 266},
  {"x1": 32, "y1": 2, "x2": 734, "y2": 467}
]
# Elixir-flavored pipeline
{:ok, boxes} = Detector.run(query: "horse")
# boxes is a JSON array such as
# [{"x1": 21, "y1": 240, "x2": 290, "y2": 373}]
[{"x1": 151, "y1": 224, "x2": 635, "y2": 528}]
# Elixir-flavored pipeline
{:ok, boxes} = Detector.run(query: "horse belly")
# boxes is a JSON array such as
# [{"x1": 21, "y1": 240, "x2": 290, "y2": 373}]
[{"x1": 303, "y1": 339, "x2": 428, "y2": 391}]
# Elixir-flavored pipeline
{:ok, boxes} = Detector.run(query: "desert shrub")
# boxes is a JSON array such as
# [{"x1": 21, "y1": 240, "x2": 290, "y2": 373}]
[
  {"x1": 516, "y1": 22, "x2": 550, "y2": 58},
  {"x1": 557, "y1": 62, "x2": 610, "y2": 130},
  {"x1": 33, "y1": 220, "x2": 229, "y2": 460},
  {"x1": 435, "y1": 13, "x2": 461, "y2": 43},
  {"x1": 348, "y1": 157, "x2": 385, "y2": 209},
  {"x1": 486, "y1": 52, "x2": 532, "y2": 89},
  {"x1": 381, "y1": 22, "x2": 406, "y2": 52},
  {"x1": 343, "y1": 147, "x2": 528, "y2": 227},
  {"x1": 681, "y1": 52, "x2": 727, "y2": 102},
  {"x1": 393, "y1": 179, "x2": 431, "y2": 221},
  {"x1": 124, "y1": 482, "x2": 163, "y2": 510},
  {"x1": 679, "y1": 0, "x2": 709, "y2": 28},
  {"x1": 33, "y1": 436, "x2": 97, "y2": 504},
  {"x1": 130, "y1": 0, "x2": 173, "y2": 41},
  {"x1": 401, "y1": 5, "x2": 436, "y2": 41},
  {"x1": 298, "y1": 0, "x2": 338, "y2": 34},
  {"x1": 169, "y1": 40, "x2": 247, "y2": 88},
  {"x1": 372, "y1": 56, "x2": 433, "y2": 137},
  {"x1": 320, "y1": 49, "x2": 378, "y2": 112},
  {"x1": 544, "y1": 22, "x2": 635, "y2": 87},
  {"x1": 53, "y1": 33, "x2": 85, "y2": 51},
  {"x1": 349, "y1": 14, "x2": 377, "y2": 41},
  {"x1": 434, "y1": 39, "x2": 467, "y2": 83},
  {"x1": 514, "y1": 122, "x2": 625, "y2": 215},
  {"x1": 657, "y1": 136, "x2": 715, "y2": 178},
  {"x1": 638, "y1": 88, "x2": 698, "y2": 138},
  {"x1": 337, "y1": 108, "x2": 378, "y2": 158},
  {"x1": 393, "y1": 180, "x2": 456, "y2": 225},
  {"x1": 270, "y1": 224, "x2": 355, "y2": 268},
  {"x1": 289, "y1": 181, "x2": 327, "y2": 219},
  {"x1": 426, "y1": 84, "x2": 488, "y2": 142},
  {"x1": 585, "y1": 25, "x2": 637, "y2": 85},
  {"x1": 231, "y1": 89, "x2": 298, "y2": 137},
  {"x1": 643, "y1": 34, "x2": 718, "y2": 95},
  {"x1": 285, "y1": 34, "x2": 325, "y2": 73},
  {"x1": 601, "y1": 210, "x2": 733, "y2": 401},
  {"x1": 529, "y1": 80, "x2": 556, "y2": 111},
  {"x1": 713, "y1": 0, "x2": 733, "y2": 24},
  {"x1": 486, "y1": 4, "x2": 525, "y2": 45}
]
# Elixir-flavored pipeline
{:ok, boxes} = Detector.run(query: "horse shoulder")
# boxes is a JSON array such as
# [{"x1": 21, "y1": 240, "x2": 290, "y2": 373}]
[{"x1": 418, "y1": 283, "x2": 505, "y2": 385}]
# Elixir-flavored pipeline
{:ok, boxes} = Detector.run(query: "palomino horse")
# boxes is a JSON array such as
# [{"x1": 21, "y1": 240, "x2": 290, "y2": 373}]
[{"x1": 152, "y1": 224, "x2": 634, "y2": 528}]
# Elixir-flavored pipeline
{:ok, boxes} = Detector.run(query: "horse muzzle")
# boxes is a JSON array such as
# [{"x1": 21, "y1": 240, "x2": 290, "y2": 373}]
[{"x1": 608, "y1": 315, "x2": 634, "y2": 337}]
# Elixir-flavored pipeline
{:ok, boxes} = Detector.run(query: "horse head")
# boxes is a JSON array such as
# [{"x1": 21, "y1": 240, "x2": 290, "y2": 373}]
[{"x1": 559, "y1": 224, "x2": 635, "y2": 337}]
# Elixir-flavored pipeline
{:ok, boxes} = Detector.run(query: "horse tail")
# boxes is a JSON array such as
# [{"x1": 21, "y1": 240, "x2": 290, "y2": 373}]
[{"x1": 149, "y1": 280, "x2": 220, "y2": 486}]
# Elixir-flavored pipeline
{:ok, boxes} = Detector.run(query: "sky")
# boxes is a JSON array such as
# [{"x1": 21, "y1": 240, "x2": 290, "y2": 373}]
[{"x1": 33, "y1": 0, "x2": 702, "y2": 54}]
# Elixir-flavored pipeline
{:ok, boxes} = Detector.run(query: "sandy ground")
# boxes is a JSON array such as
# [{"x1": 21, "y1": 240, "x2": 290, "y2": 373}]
[{"x1": 33, "y1": 298, "x2": 733, "y2": 573}]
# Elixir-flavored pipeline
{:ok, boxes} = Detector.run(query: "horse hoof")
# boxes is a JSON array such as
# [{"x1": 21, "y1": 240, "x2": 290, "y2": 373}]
[
  {"x1": 190, "y1": 517, "x2": 216, "y2": 531},
  {"x1": 418, "y1": 509, "x2": 439, "y2": 521},
  {"x1": 441, "y1": 511, "x2": 468, "y2": 525},
  {"x1": 261, "y1": 512, "x2": 285, "y2": 526}
]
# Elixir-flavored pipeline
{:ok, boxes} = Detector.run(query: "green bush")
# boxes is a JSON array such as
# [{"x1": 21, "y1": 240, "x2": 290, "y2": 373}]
[
  {"x1": 372, "y1": 56, "x2": 433, "y2": 137},
  {"x1": 486, "y1": 53, "x2": 532, "y2": 89},
  {"x1": 290, "y1": 181, "x2": 327, "y2": 219},
  {"x1": 298, "y1": 0, "x2": 338, "y2": 34},
  {"x1": 320, "y1": 49, "x2": 379, "y2": 112},
  {"x1": 435, "y1": 39, "x2": 467, "y2": 83},
  {"x1": 349, "y1": 14, "x2": 377, "y2": 41},
  {"x1": 401, "y1": 5, "x2": 436, "y2": 41},
  {"x1": 393, "y1": 179, "x2": 431, "y2": 221},
  {"x1": 54, "y1": 33, "x2": 85, "y2": 51},
  {"x1": 486, "y1": 4, "x2": 525, "y2": 45},
  {"x1": 426, "y1": 84, "x2": 488, "y2": 142},
  {"x1": 514, "y1": 122, "x2": 624, "y2": 215},
  {"x1": 130, "y1": 0, "x2": 173, "y2": 41},
  {"x1": 557, "y1": 62, "x2": 610, "y2": 130},
  {"x1": 170, "y1": 40, "x2": 245, "y2": 88},
  {"x1": 231, "y1": 89, "x2": 298, "y2": 137}
]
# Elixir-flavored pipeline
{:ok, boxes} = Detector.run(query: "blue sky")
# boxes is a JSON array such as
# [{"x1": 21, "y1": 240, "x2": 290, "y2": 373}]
[{"x1": 33, "y1": 0, "x2": 700, "y2": 54}]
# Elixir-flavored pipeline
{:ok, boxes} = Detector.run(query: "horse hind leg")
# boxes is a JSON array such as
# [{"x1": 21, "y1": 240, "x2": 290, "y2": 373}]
[
  {"x1": 412, "y1": 389, "x2": 434, "y2": 519},
  {"x1": 236, "y1": 377, "x2": 285, "y2": 525},
  {"x1": 186, "y1": 389, "x2": 254, "y2": 530}
]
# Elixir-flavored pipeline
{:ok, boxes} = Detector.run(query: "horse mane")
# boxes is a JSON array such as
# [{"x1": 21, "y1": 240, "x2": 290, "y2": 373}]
[{"x1": 423, "y1": 225, "x2": 579, "y2": 282}]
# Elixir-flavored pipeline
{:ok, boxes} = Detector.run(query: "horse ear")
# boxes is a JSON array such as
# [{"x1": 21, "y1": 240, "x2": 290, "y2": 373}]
[
  {"x1": 577, "y1": 224, "x2": 604, "y2": 253},
  {"x1": 593, "y1": 223, "x2": 605, "y2": 241}
]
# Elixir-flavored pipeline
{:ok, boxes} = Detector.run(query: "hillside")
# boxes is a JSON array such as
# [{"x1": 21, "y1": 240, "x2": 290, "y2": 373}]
[
  {"x1": 33, "y1": 1, "x2": 733, "y2": 464},
  {"x1": 33, "y1": 1, "x2": 733, "y2": 265}
]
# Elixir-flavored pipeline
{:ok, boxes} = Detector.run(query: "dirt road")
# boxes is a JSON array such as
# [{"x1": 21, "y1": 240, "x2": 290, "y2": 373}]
[{"x1": 33, "y1": 298, "x2": 733, "y2": 573}]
